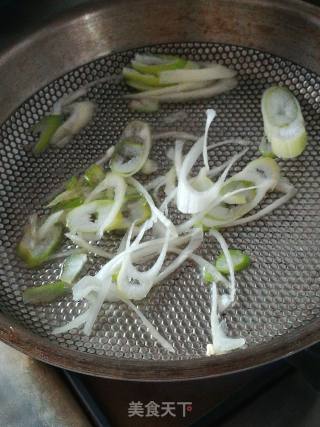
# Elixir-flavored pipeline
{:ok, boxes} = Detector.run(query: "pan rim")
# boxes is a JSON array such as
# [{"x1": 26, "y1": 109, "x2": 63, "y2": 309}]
[
  {"x1": 1, "y1": 312, "x2": 320, "y2": 381},
  {"x1": 1, "y1": 0, "x2": 320, "y2": 380}
]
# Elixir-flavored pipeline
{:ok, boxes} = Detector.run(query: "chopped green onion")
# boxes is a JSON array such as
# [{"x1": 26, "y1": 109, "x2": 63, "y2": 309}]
[
  {"x1": 50, "y1": 101, "x2": 95, "y2": 148},
  {"x1": 66, "y1": 199, "x2": 115, "y2": 235},
  {"x1": 203, "y1": 271, "x2": 213, "y2": 284},
  {"x1": 112, "y1": 271, "x2": 119, "y2": 282},
  {"x1": 125, "y1": 185, "x2": 141, "y2": 201},
  {"x1": 60, "y1": 253, "x2": 87, "y2": 284},
  {"x1": 125, "y1": 81, "x2": 209, "y2": 99},
  {"x1": 259, "y1": 136, "x2": 275, "y2": 158},
  {"x1": 83, "y1": 164, "x2": 105, "y2": 187},
  {"x1": 110, "y1": 121, "x2": 151, "y2": 176},
  {"x1": 215, "y1": 249, "x2": 250, "y2": 275},
  {"x1": 141, "y1": 159, "x2": 158, "y2": 174},
  {"x1": 23, "y1": 281, "x2": 71, "y2": 304},
  {"x1": 66, "y1": 176, "x2": 79, "y2": 191},
  {"x1": 116, "y1": 198, "x2": 151, "y2": 230},
  {"x1": 17, "y1": 221, "x2": 63, "y2": 268},
  {"x1": 131, "y1": 54, "x2": 187, "y2": 75},
  {"x1": 125, "y1": 79, "x2": 154, "y2": 92},
  {"x1": 129, "y1": 99, "x2": 159, "y2": 113},
  {"x1": 220, "y1": 180, "x2": 255, "y2": 205},
  {"x1": 52, "y1": 196, "x2": 84, "y2": 211},
  {"x1": 183, "y1": 60, "x2": 200, "y2": 69},
  {"x1": 123, "y1": 68, "x2": 169, "y2": 88},
  {"x1": 159, "y1": 65, "x2": 236, "y2": 85},
  {"x1": 149, "y1": 78, "x2": 237, "y2": 103},
  {"x1": 32, "y1": 114, "x2": 63, "y2": 155},
  {"x1": 261, "y1": 86, "x2": 307, "y2": 159}
]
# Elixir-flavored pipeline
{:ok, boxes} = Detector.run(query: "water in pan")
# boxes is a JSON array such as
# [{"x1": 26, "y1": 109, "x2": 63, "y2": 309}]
[{"x1": 0, "y1": 42, "x2": 320, "y2": 361}]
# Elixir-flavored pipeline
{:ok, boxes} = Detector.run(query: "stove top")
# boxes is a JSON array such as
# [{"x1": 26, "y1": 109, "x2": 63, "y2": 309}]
[{"x1": 64, "y1": 347, "x2": 320, "y2": 427}]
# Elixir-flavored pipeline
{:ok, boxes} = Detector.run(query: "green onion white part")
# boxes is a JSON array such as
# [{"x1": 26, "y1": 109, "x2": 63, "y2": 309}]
[
  {"x1": 141, "y1": 159, "x2": 158, "y2": 174},
  {"x1": 206, "y1": 283, "x2": 245, "y2": 356},
  {"x1": 110, "y1": 121, "x2": 152, "y2": 177},
  {"x1": 60, "y1": 253, "x2": 88, "y2": 284},
  {"x1": 261, "y1": 86, "x2": 307, "y2": 159},
  {"x1": 159, "y1": 64, "x2": 236, "y2": 84},
  {"x1": 147, "y1": 78, "x2": 237, "y2": 103},
  {"x1": 215, "y1": 249, "x2": 250, "y2": 275},
  {"x1": 131, "y1": 54, "x2": 187, "y2": 75}
]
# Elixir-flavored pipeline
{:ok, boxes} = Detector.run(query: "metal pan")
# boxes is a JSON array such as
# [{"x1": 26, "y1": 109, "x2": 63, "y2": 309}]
[{"x1": 0, "y1": 0, "x2": 320, "y2": 381}]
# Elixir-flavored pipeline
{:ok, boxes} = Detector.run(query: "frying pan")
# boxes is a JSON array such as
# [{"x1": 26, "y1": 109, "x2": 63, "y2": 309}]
[{"x1": 0, "y1": 0, "x2": 320, "y2": 381}]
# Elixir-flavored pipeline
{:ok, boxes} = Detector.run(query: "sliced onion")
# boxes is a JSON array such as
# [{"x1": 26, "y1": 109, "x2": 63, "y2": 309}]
[
  {"x1": 134, "y1": 53, "x2": 169, "y2": 65},
  {"x1": 190, "y1": 253, "x2": 229, "y2": 289},
  {"x1": 222, "y1": 180, "x2": 296, "y2": 228},
  {"x1": 177, "y1": 130, "x2": 247, "y2": 214},
  {"x1": 47, "y1": 190, "x2": 75, "y2": 208},
  {"x1": 163, "y1": 111, "x2": 188, "y2": 124},
  {"x1": 121, "y1": 297, "x2": 175, "y2": 353},
  {"x1": 72, "y1": 276, "x2": 102, "y2": 301},
  {"x1": 259, "y1": 135, "x2": 274, "y2": 158},
  {"x1": 128, "y1": 177, "x2": 177, "y2": 235},
  {"x1": 125, "y1": 81, "x2": 210, "y2": 99},
  {"x1": 203, "y1": 109, "x2": 216, "y2": 171},
  {"x1": 201, "y1": 157, "x2": 281, "y2": 228},
  {"x1": 53, "y1": 87, "x2": 87, "y2": 114},
  {"x1": 129, "y1": 99, "x2": 159, "y2": 113},
  {"x1": 164, "y1": 167, "x2": 177, "y2": 196},
  {"x1": 96, "y1": 146, "x2": 115, "y2": 166},
  {"x1": 160, "y1": 188, "x2": 177, "y2": 215},
  {"x1": 95, "y1": 232, "x2": 196, "y2": 284},
  {"x1": 159, "y1": 65, "x2": 236, "y2": 84},
  {"x1": 48, "y1": 248, "x2": 83, "y2": 261},
  {"x1": 132, "y1": 54, "x2": 187, "y2": 75},
  {"x1": 151, "y1": 78, "x2": 237, "y2": 103},
  {"x1": 174, "y1": 140, "x2": 184, "y2": 174},
  {"x1": 155, "y1": 229, "x2": 203, "y2": 284},
  {"x1": 66, "y1": 200, "x2": 114, "y2": 236},
  {"x1": 60, "y1": 253, "x2": 87, "y2": 284},
  {"x1": 83, "y1": 278, "x2": 111, "y2": 335},
  {"x1": 51, "y1": 101, "x2": 95, "y2": 147},
  {"x1": 261, "y1": 86, "x2": 307, "y2": 159},
  {"x1": 123, "y1": 67, "x2": 164, "y2": 87},
  {"x1": 206, "y1": 283, "x2": 245, "y2": 356},
  {"x1": 209, "y1": 229, "x2": 236, "y2": 310},
  {"x1": 145, "y1": 175, "x2": 166, "y2": 192},
  {"x1": 110, "y1": 121, "x2": 151, "y2": 176},
  {"x1": 116, "y1": 228, "x2": 170, "y2": 300},
  {"x1": 85, "y1": 173, "x2": 127, "y2": 238},
  {"x1": 53, "y1": 75, "x2": 120, "y2": 114},
  {"x1": 141, "y1": 159, "x2": 158, "y2": 174},
  {"x1": 153, "y1": 131, "x2": 198, "y2": 142},
  {"x1": 65, "y1": 233, "x2": 113, "y2": 259},
  {"x1": 38, "y1": 211, "x2": 64, "y2": 240},
  {"x1": 52, "y1": 311, "x2": 89, "y2": 334}
]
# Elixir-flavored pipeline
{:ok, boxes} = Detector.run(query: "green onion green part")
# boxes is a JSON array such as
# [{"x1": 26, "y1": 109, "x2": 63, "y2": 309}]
[
  {"x1": 215, "y1": 249, "x2": 250, "y2": 275},
  {"x1": 23, "y1": 281, "x2": 71, "y2": 304}
]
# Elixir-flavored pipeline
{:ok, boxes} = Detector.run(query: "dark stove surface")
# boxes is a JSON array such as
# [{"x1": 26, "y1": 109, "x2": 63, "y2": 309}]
[{"x1": 64, "y1": 356, "x2": 320, "y2": 427}]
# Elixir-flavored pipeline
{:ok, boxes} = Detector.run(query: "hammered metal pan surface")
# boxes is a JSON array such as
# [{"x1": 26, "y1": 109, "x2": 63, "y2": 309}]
[{"x1": 0, "y1": 0, "x2": 320, "y2": 380}]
